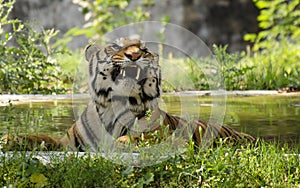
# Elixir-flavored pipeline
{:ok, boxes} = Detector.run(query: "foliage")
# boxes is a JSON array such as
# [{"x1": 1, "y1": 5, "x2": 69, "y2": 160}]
[
  {"x1": 160, "y1": 57, "x2": 206, "y2": 92},
  {"x1": 165, "y1": 0, "x2": 300, "y2": 91},
  {"x1": 0, "y1": 0, "x2": 71, "y2": 94},
  {"x1": 70, "y1": 0, "x2": 154, "y2": 43},
  {"x1": 1, "y1": 141, "x2": 299, "y2": 187},
  {"x1": 241, "y1": 43, "x2": 300, "y2": 90},
  {"x1": 244, "y1": 0, "x2": 300, "y2": 52},
  {"x1": 243, "y1": 0, "x2": 300, "y2": 90},
  {"x1": 175, "y1": 0, "x2": 300, "y2": 91},
  {"x1": 160, "y1": 45, "x2": 254, "y2": 92},
  {"x1": 213, "y1": 45, "x2": 254, "y2": 90},
  {"x1": 55, "y1": 51, "x2": 85, "y2": 93}
]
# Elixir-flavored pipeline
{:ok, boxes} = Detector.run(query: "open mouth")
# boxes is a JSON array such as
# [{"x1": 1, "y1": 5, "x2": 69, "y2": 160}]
[{"x1": 119, "y1": 65, "x2": 144, "y2": 81}]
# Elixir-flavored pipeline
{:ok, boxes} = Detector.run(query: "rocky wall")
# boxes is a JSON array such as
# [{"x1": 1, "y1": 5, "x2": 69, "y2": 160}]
[{"x1": 11, "y1": 0, "x2": 259, "y2": 51}]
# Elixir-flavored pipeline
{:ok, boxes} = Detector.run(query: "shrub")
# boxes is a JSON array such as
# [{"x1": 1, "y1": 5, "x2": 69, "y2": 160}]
[
  {"x1": 0, "y1": 0, "x2": 71, "y2": 94},
  {"x1": 162, "y1": 45, "x2": 254, "y2": 91},
  {"x1": 243, "y1": 0, "x2": 300, "y2": 90},
  {"x1": 213, "y1": 45, "x2": 254, "y2": 90},
  {"x1": 69, "y1": 0, "x2": 155, "y2": 43}
]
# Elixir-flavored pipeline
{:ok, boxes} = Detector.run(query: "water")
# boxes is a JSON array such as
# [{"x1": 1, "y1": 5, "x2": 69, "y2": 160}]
[{"x1": 0, "y1": 94, "x2": 299, "y2": 143}]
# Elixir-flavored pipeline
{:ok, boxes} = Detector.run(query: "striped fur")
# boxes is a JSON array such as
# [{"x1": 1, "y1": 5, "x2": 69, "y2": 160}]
[{"x1": 0, "y1": 38, "x2": 254, "y2": 151}]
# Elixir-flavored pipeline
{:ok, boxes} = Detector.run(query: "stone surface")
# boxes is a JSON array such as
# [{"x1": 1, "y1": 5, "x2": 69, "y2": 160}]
[
  {"x1": 11, "y1": 0, "x2": 259, "y2": 51},
  {"x1": 11, "y1": 0, "x2": 87, "y2": 49},
  {"x1": 2, "y1": 91, "x2": 299, "y2": 106},
  {"x1": 182, "y1": 0, "x2": 259, "y2": 51}
]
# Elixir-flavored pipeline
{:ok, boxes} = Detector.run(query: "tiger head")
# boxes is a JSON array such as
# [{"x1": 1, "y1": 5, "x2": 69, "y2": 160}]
[{"x1": 85, "y1": 38, "x2": 161, "y2": 120}]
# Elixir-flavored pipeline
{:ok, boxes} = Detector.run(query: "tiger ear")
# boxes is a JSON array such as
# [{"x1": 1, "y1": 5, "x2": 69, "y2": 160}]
[{"x1": 85, "y1": 44, "x2": 100, "y2": 62}]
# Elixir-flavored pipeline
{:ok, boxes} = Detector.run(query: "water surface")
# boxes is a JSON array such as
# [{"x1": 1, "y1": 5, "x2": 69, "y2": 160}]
[{"x1": 0, "y1": 94, "x2": 299, "y2": 144}]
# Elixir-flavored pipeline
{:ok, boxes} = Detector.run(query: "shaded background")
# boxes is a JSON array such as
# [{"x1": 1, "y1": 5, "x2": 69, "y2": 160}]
[{"x1": 11, "y1": 0, "x2": 259, "y2": 51}]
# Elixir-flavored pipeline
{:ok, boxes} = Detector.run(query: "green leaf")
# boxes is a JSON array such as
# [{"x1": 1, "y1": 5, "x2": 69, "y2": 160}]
[
  {"x1": 161, "y1": 15, "x2": 170, "y2": 24},
  {"x1": 257, "y1": 14, "x2": 269, "y2": 21},
  {"x1": 143, "y1": 172, "x2": 154, "y2": 185},
  {"x1": 243, "y1": 34, "x2": 257, "y2": 42},
  {"x1": 259, "y1": 21, "x2": 271, "y2": 29},
  {"x1": 256, "y1": 1, "x2": 270, "y2": 9},
  {"x1": 284, "y1": 66, "x2": 292, "y2": 75},
  {"x1": 30, "y1": 173, "x2": 48, "y2": 184}
]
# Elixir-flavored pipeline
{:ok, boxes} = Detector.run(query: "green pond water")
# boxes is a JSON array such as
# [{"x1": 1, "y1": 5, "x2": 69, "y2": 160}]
[{"x1": 0, "y1": 95, "x2": 299, "y2": 144}]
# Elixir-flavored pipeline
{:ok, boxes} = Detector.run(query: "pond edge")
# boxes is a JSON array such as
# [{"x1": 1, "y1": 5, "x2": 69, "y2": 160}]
[{"x1": 1, "y1": 91, "x2": 299, "y2": 106}]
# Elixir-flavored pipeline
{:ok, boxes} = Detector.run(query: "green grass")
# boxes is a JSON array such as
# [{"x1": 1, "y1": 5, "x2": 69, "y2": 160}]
[
  {"x1": 0, "y1": 93, "x2": 299, "y2": 187},
  {"x1": 59, "y1": 45, "x2": 300, "y2": 93},
  {"x1": 1, "y1": 140, "x2": 299, "y2": 187},
  {"x1": 240, "y1": 41, "x2": 300, "y2": 90}
]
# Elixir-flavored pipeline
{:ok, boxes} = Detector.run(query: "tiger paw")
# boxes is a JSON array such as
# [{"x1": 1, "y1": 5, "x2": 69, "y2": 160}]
[
  {"x1": 0, "y1": 134, "x2": 12, "y2": 150},
  {"x1": 117, "y1": 135, "x2": 138, "y2": 145}
]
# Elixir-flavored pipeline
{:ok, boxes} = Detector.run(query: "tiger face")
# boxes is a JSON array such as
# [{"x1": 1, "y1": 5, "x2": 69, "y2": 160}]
[
  {"x1": 110, "y1": 38, "x2": 161, "y2": 108},
  {"x1": 85, "y1": 38, "x2": 161, "y2": 125}
]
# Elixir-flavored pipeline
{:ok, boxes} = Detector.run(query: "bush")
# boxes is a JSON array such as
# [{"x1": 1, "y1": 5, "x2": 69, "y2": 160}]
[
  {"x1": 243, "y1": 0, "x2": 300, "y2": 90},
  {"x1": 0, "y1": 0, "x2": 71, "y2": 94},
  {"x1": 213, "y1": 45, "x2": 254, "y2": 90},
  {"x1": 161, "y1": 45, "x2": 254, "y2": 91},
  {"x1": 70, "y1": 0, "x2": 155, "y2": 43}
]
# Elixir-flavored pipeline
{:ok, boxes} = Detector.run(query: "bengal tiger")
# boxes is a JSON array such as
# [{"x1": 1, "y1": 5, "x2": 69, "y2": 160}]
[{"x1": 0, "y1": 38, "x2": 255, "y2": 151}]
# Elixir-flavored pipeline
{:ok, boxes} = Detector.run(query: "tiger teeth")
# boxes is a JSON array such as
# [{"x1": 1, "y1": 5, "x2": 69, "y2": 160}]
[
  {"x1": 120, "y1": 66, "x2": 141, "y2": 80},
  {"x1": 134, "y1": 117, "x2": 139, "y2": 126},
  {"x1": 135, "y1": 67, "x2": 141, "y2": 80}
]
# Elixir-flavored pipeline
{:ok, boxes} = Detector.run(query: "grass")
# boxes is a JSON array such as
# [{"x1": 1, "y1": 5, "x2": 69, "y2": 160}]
[
  {"x1": 240, "y1": 41, "x2": 300, "y2": 90},
  {"x1": 0, "y1": 92, "x2": 299, "y2": 187},
  {"x1": 1, "y1": 140, "x2": 299, "y2": 187},
  {"x1": 59, "y1": 44, "x2": 300, "y2": 93}
]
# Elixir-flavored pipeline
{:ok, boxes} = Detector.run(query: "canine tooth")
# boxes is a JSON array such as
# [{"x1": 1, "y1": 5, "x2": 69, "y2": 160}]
[
  {"x1": 136, "y1": 67, "x2": 141, "y2": 80},
  {"x1": 133, "y1": 117, "x2": 139, "y2": 127},
  {"x1": 122, "y1": 69, "x2": 126, "y2": 77}
]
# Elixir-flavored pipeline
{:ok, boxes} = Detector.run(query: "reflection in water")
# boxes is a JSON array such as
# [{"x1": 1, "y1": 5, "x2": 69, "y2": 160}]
[{"x1": 0, "y1": 95, "x2": 299, "y2": 144}]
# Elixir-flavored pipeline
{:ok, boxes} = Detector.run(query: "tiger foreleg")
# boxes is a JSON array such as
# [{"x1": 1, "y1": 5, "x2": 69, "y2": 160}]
[{"x1": 0, "y1": 134, "x2": 62, "y2": 151}]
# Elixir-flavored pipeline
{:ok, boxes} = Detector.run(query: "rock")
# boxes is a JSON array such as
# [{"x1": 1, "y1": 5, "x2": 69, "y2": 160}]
[{"x1": 11, "y1": 0, "x2": 259, "y2": 51}]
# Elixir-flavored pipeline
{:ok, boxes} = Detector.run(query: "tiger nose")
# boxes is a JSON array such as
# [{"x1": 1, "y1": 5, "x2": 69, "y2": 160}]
[{"x1": 125, "y1": 52, "x2": 141, "y2": 61}]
